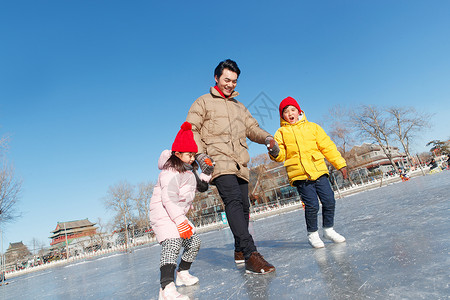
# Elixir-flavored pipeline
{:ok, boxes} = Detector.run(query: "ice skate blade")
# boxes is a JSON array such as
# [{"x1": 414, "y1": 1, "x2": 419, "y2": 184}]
[
  {"x1": 245, "y1": 268, "x2": 276, "y2": 275},
  {"x1": 175, "y1": 281, "x2": 199, "y2": 287},
  {"x1": 309, "y1": 242, "x2": 325, "y2": 248},
  {"x1": 175, "y1": 278, "x2": 199, "y2": 287},
  {"x1": 323, "y1": 235, "x2": 346, "y2": 243}
]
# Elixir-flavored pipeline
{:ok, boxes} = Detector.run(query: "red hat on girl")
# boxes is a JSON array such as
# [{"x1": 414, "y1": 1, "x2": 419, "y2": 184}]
[
  {"x1": 172, "y1": 122, "x2": 198, "y2": 153},
  {"x1": 279, "y1": 96, "x2": 303, "y2": 118}
]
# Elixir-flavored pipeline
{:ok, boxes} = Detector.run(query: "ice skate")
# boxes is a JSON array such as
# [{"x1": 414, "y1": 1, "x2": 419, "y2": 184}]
[
  {"x1": 323, "y1": 227, "x2": 346, "y2": 243},
  {"x1": 175, "y1": 270, "x2": 199, "y2": 287},
  {"x1": 159, "y1": 282, "x2": 189, "y2": 300},
  {"x1": 245, "y1": 252, "x2": 275, "y2": 274},
  {"x1": 308, "y1": 231, "x2": 325, "y2": 248},
  {"x1": 234, "y1": 251, "x2": 245, "y2": 264}
]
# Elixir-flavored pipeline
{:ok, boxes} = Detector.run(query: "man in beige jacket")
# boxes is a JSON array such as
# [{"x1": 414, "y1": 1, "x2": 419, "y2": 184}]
[{"x1": 186, "y1": 59, "x2": 279, "y2": 274}]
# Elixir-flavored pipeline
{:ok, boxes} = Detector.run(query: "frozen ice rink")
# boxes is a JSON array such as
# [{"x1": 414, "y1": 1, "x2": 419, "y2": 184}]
[{"x1": 2, "y1": 171, "x2": 449, "y2": 299}]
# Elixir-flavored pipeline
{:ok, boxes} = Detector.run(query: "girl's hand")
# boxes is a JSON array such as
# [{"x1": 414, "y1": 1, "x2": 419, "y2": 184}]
[
  {"x1": 177, "y1": 220, "x2": 193, "y2": 239},
  {"x1": 196, "y1": 153, "x2": 215, "y2": 175}
]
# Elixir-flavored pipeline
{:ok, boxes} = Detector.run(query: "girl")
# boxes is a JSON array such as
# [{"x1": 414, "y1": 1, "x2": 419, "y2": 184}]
[{"x1": 150, "y1": 122, "x2": 213, "y2": 300}]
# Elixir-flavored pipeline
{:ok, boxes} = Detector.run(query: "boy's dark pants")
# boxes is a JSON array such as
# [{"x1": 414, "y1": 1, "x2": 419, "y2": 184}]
[
  {"x1": 294, "y1": 175, "x2": 336, "y2": 232},
  {"x1": 214, "y1": 174, "x2": 257, "y2": 259}
]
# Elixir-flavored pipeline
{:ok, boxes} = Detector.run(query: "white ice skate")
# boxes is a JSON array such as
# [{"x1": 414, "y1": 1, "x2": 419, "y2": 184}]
[
  {"x1": 308, "y1": 231, "x2": 325, "y2": 248},
  {"x1": 323, "y1": 227, "x2": 346, "y2": 243},
  {"x1": 175, "y1": 270, "x2": 199, "y2": 286},
  {"x1": 159, "y1": 282, "x2": 189, "y2": 300}
]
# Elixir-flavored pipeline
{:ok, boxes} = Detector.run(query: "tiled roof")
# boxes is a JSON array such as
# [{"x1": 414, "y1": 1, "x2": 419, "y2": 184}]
[
  {"x1": 8, "y1": 241, "x2": 26, "y2": 249},
  {"x1": 51, "y1": 218, "x2": 96, "y2": 233}
]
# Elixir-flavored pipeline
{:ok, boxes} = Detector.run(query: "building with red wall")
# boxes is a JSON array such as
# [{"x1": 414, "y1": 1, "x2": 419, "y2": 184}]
[{"x1": 50, "y1": 219, "x2": 97, "y2": 248}]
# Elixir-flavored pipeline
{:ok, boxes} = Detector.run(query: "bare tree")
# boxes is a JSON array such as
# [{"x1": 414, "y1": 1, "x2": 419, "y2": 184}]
[
  {"x1": 0, "y1": 163, "x2": 22, "y2": 224},
  {"x1": 327, "y1": 105, "x2": 355, "y2": 155},
  {"x1": 134, "y1": 181, "x2": 154, "y2": 230},
  {"x1": 29, "y1": 238, "x2": 46, "y2": 264},
  {"x1": 386, "y1": 107, "x2": 431, "y2": 165},
  {"x1": 248, "y1": 153, "x2": 272, "y2": 194},
  {"x1": 417, "y1": 151, "x2": 432, "y2": 164},
  {"x1": 248, "y1": 153, "x2": 278, "y2": 204},
  {"x1": 90, "y1": 217, "x2": 107, "y2": 249},
  {"x1": 0, "y1": 135, "x2": 22, "y2": 225},
  {"x1": 104, "y1": 181, "x2": 135, "y2": 246},
  {"x1": 426, "y1": 140, "x2": 450, "y2": 155},
  {"x1": 351, "y1": 105, "x2": 399, "y2": 172},
  {"x1": 326, "y1": 105, "x2": 356, "y2": 184},
  {"x1": 36, "y1": 241, "x2": 48, "y2": 259},
  {"x1": 248, "y1": 153, "x2": 272, "y2": 169}
]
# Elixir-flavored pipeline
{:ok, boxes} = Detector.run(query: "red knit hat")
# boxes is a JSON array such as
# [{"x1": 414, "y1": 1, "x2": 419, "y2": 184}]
[
  {"x1": 279, "y1": 96, "x2": 303, "y2": 118},
  {"x1": 172, "y1": 122, "x2": 198, "y2": 153}
]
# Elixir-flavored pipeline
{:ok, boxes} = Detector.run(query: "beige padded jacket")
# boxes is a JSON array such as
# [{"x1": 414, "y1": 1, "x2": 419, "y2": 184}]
[{"x1": 186, "y1": 87, "x2": 271, "y2": 182}]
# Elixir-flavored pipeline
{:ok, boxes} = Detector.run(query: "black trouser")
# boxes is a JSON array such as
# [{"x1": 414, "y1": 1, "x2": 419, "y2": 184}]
[{"x1": 214, "y1": 174, "x2": 257, "y2": 259}]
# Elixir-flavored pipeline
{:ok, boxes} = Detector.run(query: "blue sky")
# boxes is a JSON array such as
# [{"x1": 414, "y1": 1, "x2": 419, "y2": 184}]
[{"x1": 1, "y1": 1, "x2": 449, "y2": 250}]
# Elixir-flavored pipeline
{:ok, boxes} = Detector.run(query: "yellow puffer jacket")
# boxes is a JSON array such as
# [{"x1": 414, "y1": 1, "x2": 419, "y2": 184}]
[{"x1": 271, "y1": 113, "x2": 346, "y2": 184}]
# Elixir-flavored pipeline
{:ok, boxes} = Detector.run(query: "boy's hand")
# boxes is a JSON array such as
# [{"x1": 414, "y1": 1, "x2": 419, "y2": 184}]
[
  {"x1": 196, "y1": 153, "x2": 215, "y2": 175},
  {"x1": 177, "y1": 220, "x2": 193, "y2": 239},
  {"x1": 340, "y1": 167, "x2": 348, "y2": 180},
  {"x1": 265, "y1": 137, "x2": 280, "y2": 158}
]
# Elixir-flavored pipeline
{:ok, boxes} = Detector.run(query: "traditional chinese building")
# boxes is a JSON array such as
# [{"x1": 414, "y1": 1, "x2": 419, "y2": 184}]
[
  {"x1": 50, "y1": 219, "x2": 97, "y2": 248},
  {"x1": 4, "y1": 241, "x2": 31, "y2": 265}
]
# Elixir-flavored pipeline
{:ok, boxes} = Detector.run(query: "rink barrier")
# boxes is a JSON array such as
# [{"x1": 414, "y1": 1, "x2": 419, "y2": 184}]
[{"x1": 5, "y1": 167, "x2": 434, "y2": 279}]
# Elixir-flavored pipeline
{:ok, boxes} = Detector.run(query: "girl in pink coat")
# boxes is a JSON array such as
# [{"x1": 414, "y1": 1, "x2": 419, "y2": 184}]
[{"x1": 150, "y1": 122, "x2": 213, "y2": 300}]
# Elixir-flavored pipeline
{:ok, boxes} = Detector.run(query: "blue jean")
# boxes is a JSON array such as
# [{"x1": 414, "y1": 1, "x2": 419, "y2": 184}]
[{"x1": 294, "y1": 175, "x2": 336, "y2": 232}]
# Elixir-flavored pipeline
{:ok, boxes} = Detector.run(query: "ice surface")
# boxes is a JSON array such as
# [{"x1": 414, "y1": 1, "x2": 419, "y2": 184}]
[{"x1": 2, "y1": 171, "x2": 449, "y2": 299}]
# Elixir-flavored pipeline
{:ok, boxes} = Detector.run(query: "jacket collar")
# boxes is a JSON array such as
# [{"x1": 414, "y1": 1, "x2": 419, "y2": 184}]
[{"x1": 210, "y1": 86, "x2": 239, "y2": 99}]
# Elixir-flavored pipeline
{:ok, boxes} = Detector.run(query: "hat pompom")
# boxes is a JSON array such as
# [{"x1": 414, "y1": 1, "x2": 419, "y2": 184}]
[
  {"x1": 172, "y1": 122, "x2": 198, "y2": 153},
  {"x1": 180, "y1": 122, "x2": 192, "y2": 131}
]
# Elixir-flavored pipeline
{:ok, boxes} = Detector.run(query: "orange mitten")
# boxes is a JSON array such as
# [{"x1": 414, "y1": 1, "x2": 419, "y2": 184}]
[{"x1": 176, "y1": 220, "x2": 193, "y2": 239}]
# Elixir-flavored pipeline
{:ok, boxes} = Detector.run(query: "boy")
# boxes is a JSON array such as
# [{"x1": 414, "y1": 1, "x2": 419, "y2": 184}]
[{"x1": 269, "y1": 96, "x2": 348, "y2": 248}]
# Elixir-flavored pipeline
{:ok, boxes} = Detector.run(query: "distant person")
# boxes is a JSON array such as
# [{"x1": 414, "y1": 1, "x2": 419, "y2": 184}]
[
  {"x1": 399, "y1": 168, "x2": 409, "y2": 181},
  {"x1": 269, "y1": 97, "x2": 348, "y2": 248},
  {"x1": 429, "y1": 158, "x2": 438, "y2": 170},
  {"x1": 150, "y1": 122, "x2": 214, "y2": 300},
  {"x1": 186, "y1": 59, "x2": 277, "y2": 274}
]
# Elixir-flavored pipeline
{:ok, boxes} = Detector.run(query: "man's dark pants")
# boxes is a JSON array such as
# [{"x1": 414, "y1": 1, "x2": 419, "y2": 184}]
[
  {"x1": 294, "y1": 175, "x2": 336, "y2": 232},
  {"x1": 214, "y1": 174, "x2": 257, "y2": 259}
]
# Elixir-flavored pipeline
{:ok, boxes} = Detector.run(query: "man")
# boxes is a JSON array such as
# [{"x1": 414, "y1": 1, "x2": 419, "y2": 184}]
[{"x1": 186, "y1": 59, "x2": 279, "y2": 274}]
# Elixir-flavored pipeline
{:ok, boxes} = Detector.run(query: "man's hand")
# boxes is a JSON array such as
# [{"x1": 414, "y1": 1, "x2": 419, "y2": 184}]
[
  {"x1": 340, "y1": 167, "x2": 348, "y2": 180},
  {"x1": 265, "y1": 137, "x2": 280, "y2": 158},
  {"x1": 177, "y1": 220, "x2": 193, "y2": 239},
  {"x1": 196, "y1": 153, "x2": 215, "y2": 175}
]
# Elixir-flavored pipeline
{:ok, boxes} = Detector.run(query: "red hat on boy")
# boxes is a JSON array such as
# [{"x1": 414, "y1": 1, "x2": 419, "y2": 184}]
[
  {"x1": 279, "y1": 96, "x2": 303, "y2": 118},
  {"x1": 172, "y1": 122, "x2": 198, "y2": 153}
]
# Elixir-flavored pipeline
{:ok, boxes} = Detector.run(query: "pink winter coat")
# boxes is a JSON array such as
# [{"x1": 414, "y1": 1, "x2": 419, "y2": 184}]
[{"x1": 149, "y1": 150, "x2": 197, "y2": 243}]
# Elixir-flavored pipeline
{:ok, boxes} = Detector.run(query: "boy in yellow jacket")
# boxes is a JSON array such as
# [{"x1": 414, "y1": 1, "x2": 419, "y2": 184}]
[{"x1": 268, "y1": 97, "x2": 348, "y2": 248}]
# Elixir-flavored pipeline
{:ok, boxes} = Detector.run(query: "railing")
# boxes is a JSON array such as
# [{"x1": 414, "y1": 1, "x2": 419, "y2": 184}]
[{"x1": 4, "y1": 166, "x2": 434, "y2": 278}]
